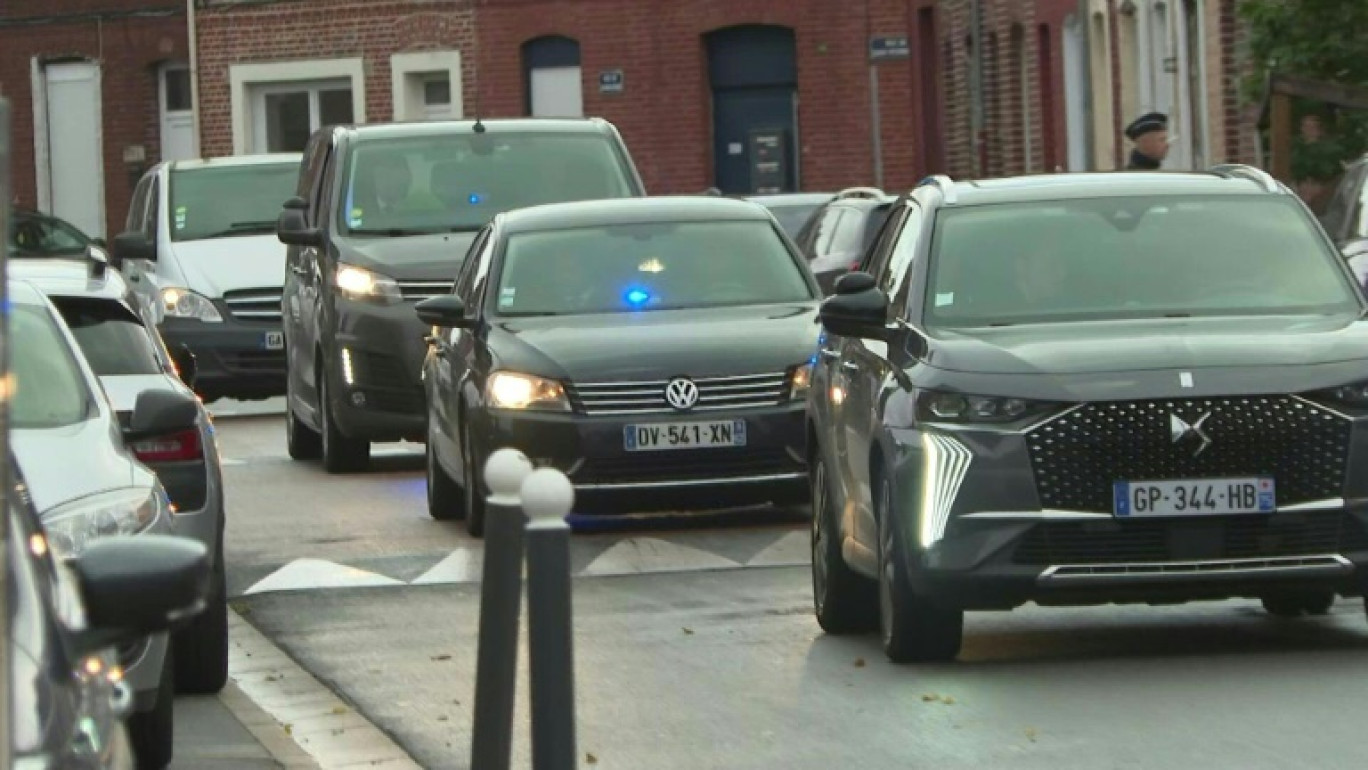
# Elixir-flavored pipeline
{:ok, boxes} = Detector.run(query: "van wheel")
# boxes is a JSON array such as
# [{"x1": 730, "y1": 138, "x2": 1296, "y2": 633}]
[
  {"x1": 319, "y1": 373, "x2": 369, "y2": 473},
  {"x1": 129, "y1": 647, "x2": 175, "y2": 769}
]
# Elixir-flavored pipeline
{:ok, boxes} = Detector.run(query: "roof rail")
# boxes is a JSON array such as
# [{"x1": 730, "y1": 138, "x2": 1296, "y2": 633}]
[
  {"x1": 835, "y1": 186, "x2": 886, "y2": 201},
  {"x1": 1208, "y1": 164, "x2": 1280, "y2": 193},
  {"x1": 915, "y1": 174, "x2": 958, "y2": 204}
]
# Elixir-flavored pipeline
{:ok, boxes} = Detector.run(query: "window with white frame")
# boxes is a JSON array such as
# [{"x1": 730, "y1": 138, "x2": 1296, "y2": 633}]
[
  {"x1": 390, "y1": 51, "x2": 463, "y2": 122},
  {"x1": 230, "y1": 58, "x2": 366, "y2": 155}
]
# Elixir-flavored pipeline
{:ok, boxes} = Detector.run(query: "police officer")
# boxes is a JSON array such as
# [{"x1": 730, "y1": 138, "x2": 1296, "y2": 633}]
[{"x1": 1124, "y1": 112, "x2": 1170, "y2": 170}]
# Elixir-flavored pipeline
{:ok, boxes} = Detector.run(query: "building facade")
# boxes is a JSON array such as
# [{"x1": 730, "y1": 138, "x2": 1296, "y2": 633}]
[{"x1": 1, "y1": 0, "x2": 1264, "y2": 236}]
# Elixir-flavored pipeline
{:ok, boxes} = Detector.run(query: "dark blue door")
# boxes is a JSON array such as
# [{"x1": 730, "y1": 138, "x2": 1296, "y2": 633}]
[{"x1": 706, "y1": 25, "x2": 797, "y2": 195}]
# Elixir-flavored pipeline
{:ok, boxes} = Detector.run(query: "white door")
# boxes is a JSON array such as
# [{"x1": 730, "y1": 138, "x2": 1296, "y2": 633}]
[
  {"x1": 1062, "y1": 15, "x2": 1089, "y2": 172},
  {"x1": 529, "y1": 67, "x2": 584, "y2": 117},
  {"x1": 42, "y1": 61, "x2": 104, "y2": 238},
  {"x1": 160, "y1": 64, "x2": 197, "y2": 161}
]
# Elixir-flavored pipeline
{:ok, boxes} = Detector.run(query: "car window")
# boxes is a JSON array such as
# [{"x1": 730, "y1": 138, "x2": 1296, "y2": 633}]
[
  {"x1": 51, "y1": 299, "x2": 164, "y2": 377},
  {"x1": 767, "y1": 203, "x2": 821, "y2": 239},
  {"x1": 925, "y1": 195, "x2": 1359, "y2": 328},
  {"x1": 11, "y1": 303, "x2": 94, "y2": 429},
  {"x1": 127, "y1": 174, "x2": 151, "y2": 232},
  {"x1": 8, "y1": 214, "x2": 89, "y2": 257},
  {"x1": 858, "y1": 202, "x2": 906, "y2": 273},
  {"x1": 494, "y1": 220, "x2": 814, "y2": 317},
  {"x1": 143, "y1": 176, "x2": 161, "y2": 239},
  {"x1": 881, "y1": 204, "x2": 924, "y2": 312},
  {"x1": 827, "y1": 208, "x2": 869, "y2": 256},
  {"x1": 861, "y1": 204, "x2": 894, "y2": 255},
  {"x1": 811, "y1": 207, "x2": 845, "y2": 256},
  {"x1": 1353, "y1": 170, "x2": 1368, "y2": 240},
  {"x1": 453, "y1": 227, "x2": 490, "y2": 302},
  {"x1": 338, "y1": 132, "x2": 639, "y2": 235},
  {"x1": 169, "y1": 162, "x2": 301, "y2": 241},
  {"x1": 1321, "y1": 162, "x2": 1366, "y2": 242}
]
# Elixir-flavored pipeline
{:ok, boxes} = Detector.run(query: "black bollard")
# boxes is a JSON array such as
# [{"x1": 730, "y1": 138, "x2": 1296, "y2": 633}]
[
  {"x1": 469, "y1": 448, "x2": 533, "y2": 770},
  {"x1": 520, "y1": 468, "x2": 578, "y2": 770}
]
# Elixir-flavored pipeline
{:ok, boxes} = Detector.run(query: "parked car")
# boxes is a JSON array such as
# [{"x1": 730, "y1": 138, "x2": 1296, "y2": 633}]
[
  {"x1": 277, "y1": 118, "x2": 647, "y2": 473},
  {"x1": 8, "y1": 206, "x2": 104, "y2": 257},
  {"x1": 8, "y1": 453, "x2": 211, "y2": 770},
  {"x1": 10, "y1": 253, "x2": 229, "y2": 696},
  {"x1": 746, "y1": 192, "x2": 835, "y2": 240},
  {"x1": 791, "y1": 187, "x2": 896, "y2": 294},
  {"x1": 808, "y1": 166, "x2": 1368, "y2": 663},
  {"x1": 416, "y1": 196, "x2": 819, "y2": 535},
  {"x1": 111, "y1": 153, "x2": 303, "y2": 403},
  {"x1": 8, "y1": 277, "x2": 206, "y2": 768},
  {"x1": 1318, "y1": 153, "x2": 1368, "y2": 253}
]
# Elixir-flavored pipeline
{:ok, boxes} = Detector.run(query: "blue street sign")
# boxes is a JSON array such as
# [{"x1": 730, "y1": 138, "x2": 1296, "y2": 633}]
[
  {"x1": 869, "y1": 36, "x2": 911, "y2": 61},
  {"x1": 599, "y1": 70, "x2": 624, "y2": 94}
]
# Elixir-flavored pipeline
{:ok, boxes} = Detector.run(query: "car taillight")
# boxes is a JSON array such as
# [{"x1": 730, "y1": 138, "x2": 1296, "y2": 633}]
[
  {"x1": 130, "y1": 428, "x2": 203, "y2": 463},
  {"x1": 848, "y1": 260, "x2": 861, "y2": 271}
]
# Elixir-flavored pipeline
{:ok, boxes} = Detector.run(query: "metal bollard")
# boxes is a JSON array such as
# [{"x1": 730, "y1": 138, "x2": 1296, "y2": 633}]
[
  {"x1": 521, "y1": 468, "x2": 578, "y2": 770},
  {"x1": 469, "y1": 448, "x2": 533, "y2": 770}
]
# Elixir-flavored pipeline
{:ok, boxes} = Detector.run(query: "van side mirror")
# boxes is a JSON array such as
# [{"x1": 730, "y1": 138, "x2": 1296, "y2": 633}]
[
  {"x1": 277, "y1": 207, "x2": 322, "y2": 247},
  {"x1": 112, "y1": 231, "x2": 156, "y2": 263}
]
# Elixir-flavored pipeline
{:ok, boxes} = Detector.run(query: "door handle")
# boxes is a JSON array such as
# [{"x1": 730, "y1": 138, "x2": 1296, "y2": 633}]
[
  {"x1": 841, "y1": 362, "x2": 861, "y2": 372},
  {"x1": 819, "y1": 348, "x2": 839, "y2": 360},
  {"x1": 290, "y1": 265, "x2": 308, "y2": 276}
]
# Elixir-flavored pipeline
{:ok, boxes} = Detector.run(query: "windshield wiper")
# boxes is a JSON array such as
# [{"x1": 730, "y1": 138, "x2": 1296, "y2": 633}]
[
  {"x1": 500, "y1": 311, "x2": 564, "y2": 318},
  {"x1": 202, "y1": 221, "x2": 278, "y2": 238},
  {"x1": 350, "y1": 227, "x2": 436, "y2": 237}
]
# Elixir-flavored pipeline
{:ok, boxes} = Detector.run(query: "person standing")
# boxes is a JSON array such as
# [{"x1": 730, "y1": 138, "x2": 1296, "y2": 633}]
[{"x1": 1124, "y1": 112, "x2": 1170, "y2": 170}]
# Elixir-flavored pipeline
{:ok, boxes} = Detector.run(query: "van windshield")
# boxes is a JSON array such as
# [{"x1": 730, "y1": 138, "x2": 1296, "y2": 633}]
[
  {"x1": 170, "y1": 162, "x2": 301, "y2": 242},
  {"x1": 338, "y1": 132, "x2": 640, "y2": 236}
]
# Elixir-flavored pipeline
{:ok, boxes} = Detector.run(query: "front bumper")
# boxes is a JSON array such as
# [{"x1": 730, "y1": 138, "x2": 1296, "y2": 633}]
[
  {"x1": 161, "y1": 314, "x2": 285, "y2": 400},
  {"x1": 328, "y1": 298, "x2": 431, "y2": 443},
  {"x1": 473, "y1": 402, "x2": 810, "y2": 514}
]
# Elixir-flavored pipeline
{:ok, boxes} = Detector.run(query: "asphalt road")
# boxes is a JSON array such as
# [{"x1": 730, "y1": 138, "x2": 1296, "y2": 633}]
[{"x1": 214, "y1": 400, "x2": 1368, "y2": 770}]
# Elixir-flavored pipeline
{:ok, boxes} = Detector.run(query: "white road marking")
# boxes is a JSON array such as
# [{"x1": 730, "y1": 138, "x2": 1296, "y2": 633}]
[
  {"x1": 581, "y1": 537, "x2": 740, "y2": 577},
  {"x1": 745, "y1": 530, "x2": 810, "y2": 567},
  {"x1": 245, "y1": 559, "x2": 404, "y2": 595},
  {"x1": 227, "y1": 612, "x2": 422, "y2": 769},
  {"x1": 410, "y1": 548, "x2": 484, "y2": 585}
]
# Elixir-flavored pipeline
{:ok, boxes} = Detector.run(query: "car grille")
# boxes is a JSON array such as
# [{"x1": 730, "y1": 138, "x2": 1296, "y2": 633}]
[
  {"x1": 566, "y1": 372, "x2": 790, "y2": 415},
  {"x1": 222, "y1": 288, "x2": 282, "y2": 324},
  {"x1": 1012, "y1": 513, "x2": 1368, "y2": 565},
  {"x1": 398, "y1": 281, "x2": 453, "y2": 302},
  {"x1": 572, "y1": 447, "x2": 802, "y2": 484},
  {"x1": 218, "y1": 350, "x2": 286, "y2": 374},
  {"x1": 1025, "y1": 396, "x2": 1350, "y2": 513}
]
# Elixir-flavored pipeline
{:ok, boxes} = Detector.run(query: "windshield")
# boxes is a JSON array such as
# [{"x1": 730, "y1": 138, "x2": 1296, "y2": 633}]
[
  {"x1": 169, "y1": 162, "x2": 300, "y2": 241},
  {"x1": 8, "y1": 214, "x2": 90, "y2": 257},
  {"x1": 924, "y1": 195, "x2": 1359, "y2": 328},
  {"x1": 494, "y1": 220, "x2": 814, "y2": 317},
  {"x1": 52, "y1": 300, "x2": 164, "y2": 376},
  {"x1": 339, "y1": 132, "x2": 639, "y2": 236},
  {"x1": 11, "y1": 303, "x2": 93, "y2": 429}
]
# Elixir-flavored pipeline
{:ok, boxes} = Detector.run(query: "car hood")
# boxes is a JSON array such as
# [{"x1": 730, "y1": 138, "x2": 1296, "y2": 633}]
[
  {"x1": 167, "y1": 234, "x2": 285, "y2": 297},
  {"x1": 12, "y1": 419, "x2": 136, "y2": 514},
  {"x1": 490, "y1": 303, "x2": 822, "y2": 382},
  {"x1": 98, "y1": 373, "x2": 188, "y2": 414},
  {"x1": 338, "y1": 231, "x2": 478, "y2": 281}
]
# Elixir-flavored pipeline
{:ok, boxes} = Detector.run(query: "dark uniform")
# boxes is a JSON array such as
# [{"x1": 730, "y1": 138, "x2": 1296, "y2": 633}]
[{"x1": 1124, "y1": 112, "x2": 1168, "y2": 170}]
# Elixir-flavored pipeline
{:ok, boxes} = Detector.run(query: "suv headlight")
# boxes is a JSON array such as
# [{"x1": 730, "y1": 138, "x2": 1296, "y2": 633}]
[
  {"x1": 336, "y1": 264, "x2": 402, "y2": 303},
  {"x1": 916, "y1": 390, "x2": 1058, "y2": 424},
  {"x1": 486, "y1": 371, "x2": 570, "y2": 411},
  {"x1": 161, "y1": 287, "x2": 223, "y2": 322},
  {"x1": 41, "y1": 486, "x2": 168, "y2": 560},
  {"x1": 787, "y1": 362, "x2": 813, "y2": 400}
]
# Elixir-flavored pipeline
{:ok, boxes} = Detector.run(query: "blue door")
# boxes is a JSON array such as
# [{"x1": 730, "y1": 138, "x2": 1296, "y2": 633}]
[{"x1": 706, "y1": 25, "x2": 798, "y2": 195}]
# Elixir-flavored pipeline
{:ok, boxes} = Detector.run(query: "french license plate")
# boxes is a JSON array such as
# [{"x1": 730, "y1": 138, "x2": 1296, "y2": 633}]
[
  {"x1": 1113, "y1": 477, "x2": 1276, "y2": 517},
  {"x1": 623, "y1": 420, "x2": 747, "y2": 452},
  {"x1": 263, "y1": 331, "x2": 284, "y2": 351}
]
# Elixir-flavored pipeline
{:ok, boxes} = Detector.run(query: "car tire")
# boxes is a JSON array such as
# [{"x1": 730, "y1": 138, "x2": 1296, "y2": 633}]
[
  {"x1": 427, "y1": 439, "x2": 466, "y2": 521},
  {"x1": 1261, "y1": 594, "x2": 1306, "y2": 618},
  {"x1": 877, "y1": 475, "x2": 963, "y2": 664},
  {"x1": 174, "y1": 531, "x2": 228, "y2": 694},
  {"x1": 462, "y1": 423, "x2": 487, "y2": 538},
  {"x1": 285, "y1": 366, "x2": 322, "y2": 461},
  {"x1": 129, "y1": 647, "x2": 175, "y2": 770},
  {"x1": 1301, "y1": 590, "x2": 1336, "y2": 615},
  {"x1": 319, "y1": 371, "x2": 370, "y2": 474},
  {"x1": 810, "y1": 454, "x2": 878, "y2": 634}
]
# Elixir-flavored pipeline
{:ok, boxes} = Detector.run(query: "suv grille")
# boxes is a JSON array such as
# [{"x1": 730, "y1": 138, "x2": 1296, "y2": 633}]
[
  {"x1": 567, "y1": 372, "x2": 789, "y2": 415},
  {"x1": 1026, "y1": 397, "x2": 1350, "y2": 513},
  {"x1": 398, "y1": 281, "x2": 453, "y2": 302},
  {"x1": 223, "y1": 288, "x2": 282, "y2": 324}
]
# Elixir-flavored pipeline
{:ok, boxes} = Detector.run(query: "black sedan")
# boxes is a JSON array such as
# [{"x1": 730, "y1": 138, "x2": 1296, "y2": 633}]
[{"x1": 417, "y1": 197, "x2": 822, "y2": 535}]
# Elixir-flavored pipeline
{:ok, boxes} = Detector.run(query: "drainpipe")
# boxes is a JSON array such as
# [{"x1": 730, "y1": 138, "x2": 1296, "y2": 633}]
[
  {"x1": 186, "y1": 0, "x2": 202, "y2": 157},
  {"x1": 968, "y1": 0, "x2": 985, "y2": 177}
]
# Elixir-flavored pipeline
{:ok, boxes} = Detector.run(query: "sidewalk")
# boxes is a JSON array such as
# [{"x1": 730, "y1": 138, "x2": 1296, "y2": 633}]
[{"x1": 171, "y1": 683, "x2": 320, "y2": 770}]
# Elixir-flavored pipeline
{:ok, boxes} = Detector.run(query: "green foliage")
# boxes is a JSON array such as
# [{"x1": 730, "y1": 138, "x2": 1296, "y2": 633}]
[{"x1": 1240, "y1": 0, "x2": 1368, "y2": 180}]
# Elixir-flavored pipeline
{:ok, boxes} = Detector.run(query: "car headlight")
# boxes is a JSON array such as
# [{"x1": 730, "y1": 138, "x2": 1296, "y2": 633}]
[
  {"x1": 335, "y1": 264, "x2": 402, "y2": 303},
  {"x1": 486, "y1": 371, "x2": 570, "y2": 411},
  {"x1": 787, "y1": 362, "x2": 813, "y2": 400},
  {"x1": 41, "y1": 486, "x2": 168, "y2": 560},
  {"x1": 915, "y1": 390, "x2": 1058, "y2": 424},
  {"x1": 161, "y1": 287, "x2": 223, "y2": 322}
]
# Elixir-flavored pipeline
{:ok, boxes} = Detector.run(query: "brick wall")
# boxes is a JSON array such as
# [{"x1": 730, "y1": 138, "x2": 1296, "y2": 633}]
[
  {"x1": 195, "y1": 0, "x2": 477, "y2": 157},
  {"x1": 0, "y1": 0, "x2": 187, "y2": 236}
]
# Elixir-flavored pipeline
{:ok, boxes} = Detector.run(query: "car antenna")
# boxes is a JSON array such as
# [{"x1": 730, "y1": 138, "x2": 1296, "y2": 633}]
[{"x1": 471, "y1": 25, "x2": 486, "y2": 134}]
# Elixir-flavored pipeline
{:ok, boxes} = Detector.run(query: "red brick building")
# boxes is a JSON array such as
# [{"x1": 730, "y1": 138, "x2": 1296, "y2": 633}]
[{"x1": 0, "y1": 0, "x2": 191, "y2": 239}]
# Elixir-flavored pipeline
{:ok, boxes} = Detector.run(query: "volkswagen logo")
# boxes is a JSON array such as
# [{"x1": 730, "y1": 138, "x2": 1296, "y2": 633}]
[{"x1": 664, "y1": 377, "x2": 700, "y2": 411}]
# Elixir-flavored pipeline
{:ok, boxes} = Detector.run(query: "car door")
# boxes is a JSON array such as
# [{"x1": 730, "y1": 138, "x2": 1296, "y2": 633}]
[
  {"x1": 284, "y1": 132, "x2": 330, "y2": 407},
  {"x1": 300, "y1": 134, "x2": 339, "y2": 408},
  {"x1": 429, "y1": 227, "x2": 491, "y2": 463},
  {"x1": 451, "y1": 230, "x2": 498, "y2": 487}
]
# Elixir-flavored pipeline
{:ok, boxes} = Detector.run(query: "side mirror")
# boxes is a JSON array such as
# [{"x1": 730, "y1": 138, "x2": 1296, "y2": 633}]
[
  {"x1": 128, "y1": 388, "x2": 200, "y2": 439},
  {"x1": 415, "y1": 295, "x2": 471, "y2": 328},
  {"x1": 91, "y1": 236, "x2": 108, "y2": 248},
  {"x1": 820, "y1": 271, "x2": 890, "y2": 340},
  {"x1": 283, "y1": 196, "x2": 309, "y2": 210},
  {"x1": 276, "y1": 207, "x2": 322, "y2": 247},
  {"x1": 72, "y1": 535, "x2": 210, "y2": 653},
  {"x1": 170, "y1": 344, "x2": 198, "y2": 388},
  {"x1": 112, "y1": 231, "x2": 156, "y2": 263}
]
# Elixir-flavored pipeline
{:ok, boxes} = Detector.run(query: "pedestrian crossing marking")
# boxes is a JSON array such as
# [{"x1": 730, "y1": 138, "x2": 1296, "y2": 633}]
[
  {"x1": 581, "y1": 537, "x2": 741, "y2": 577},
  {"x1": 410, "y1": 548, "x2": 484, "y2": 585},
  {"x1": 745, "y1": 530, "x2": 810, "y2": 567},
  {"x1": 245, "y1": 558, "x2": 404, "y2": 595}
]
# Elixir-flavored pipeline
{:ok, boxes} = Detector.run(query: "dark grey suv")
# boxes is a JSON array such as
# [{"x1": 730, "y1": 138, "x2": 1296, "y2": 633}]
[{"x1": 808, "y1": 165, "x2": 1368, "y2": 663}]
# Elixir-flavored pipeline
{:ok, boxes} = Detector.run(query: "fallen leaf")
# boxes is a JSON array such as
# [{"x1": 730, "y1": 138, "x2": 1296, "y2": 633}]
[
  {"x1": 283, "y1": 724, "x2": 293, "y2": 735},
  {"x1": 1025, "y1": 727, "x2": 1038, "y2": 743},
  {"x1": 331, "y1": 706, "x2": 347, "y2": 715},
  {"x1": 432, "y1": 654, "x2": 453, "y2": 662},
  {"x1": 853, "y1": 658, "x2": 866, "y2": 667},
  {"x1": 922, "y1": 693, "x2": 937, "y2": 702},
  {"x1": 437, "y1": 715, "x2": 449, "y2": 722},
  {"x1": 265, "y1": 675, "x2": 278, "y2": 682},
  {"x1": 942, "y1": 696, "x2": 956, "y2": 705},
  {"x1": 682, "y1": 627, "x2": 694, "y2": 635},
  {"x1": 586, "y1": 752, "x2": 598, "y2": 764}
]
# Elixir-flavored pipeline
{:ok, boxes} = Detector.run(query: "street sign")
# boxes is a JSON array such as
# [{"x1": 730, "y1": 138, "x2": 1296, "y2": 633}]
[
  {"x1": 869, "y1": 36, "x2": 911, "y2": 62},
  {"x1": 599, "y1": 70, "x2": 624, "y2": 94}
]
